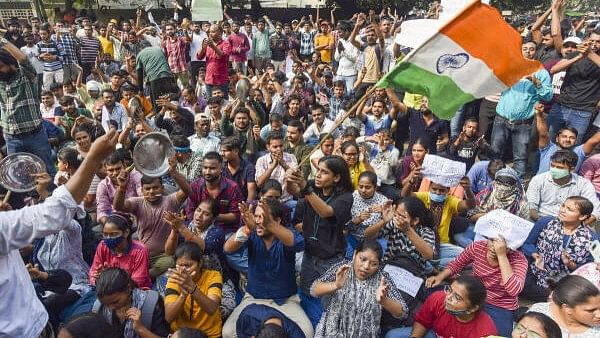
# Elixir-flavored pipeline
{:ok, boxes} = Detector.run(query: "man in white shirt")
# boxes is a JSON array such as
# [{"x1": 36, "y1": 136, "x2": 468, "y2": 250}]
[
  {"x1": 188, "y1": 113, "x2": 221, "y2": 158},
  {"x1": 101, "y1": 89, "x2": 128, "y2": 131},
  {"x1": 303, "y1": 104, "x2": 339, "y2": 146},
  {"x1": 255, "y1": 130, "x2": 297, "y2": 204},
  {"x1": 334, "y1": 21, "x2": 359, "y2": 95},
  {"x1": 0, "y1": 129, "x2": 117, "y2": 337},
  {"x1": 189, "y1": 21, "x2": 207, "y2": 88}
]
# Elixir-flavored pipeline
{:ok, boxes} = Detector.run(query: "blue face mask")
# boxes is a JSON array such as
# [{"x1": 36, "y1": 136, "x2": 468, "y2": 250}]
[
  {"x1": 429, "y1": 192, "x2": 447, "y2": 203},
  {"x1": 103, "y1": 236, "x2": 124, "y2": 250}
]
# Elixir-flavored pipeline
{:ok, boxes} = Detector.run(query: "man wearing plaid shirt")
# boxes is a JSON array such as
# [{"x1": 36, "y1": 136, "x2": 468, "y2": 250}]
[
  {"x1": 298, "y1": 21, "x2": 316, "y2": 61},
  {"x1": 53, "y1": 22, "x2": 80, "y2": 84},
  {"x1": 0, "y1": 39, "x2": 56, "y2": 176},
  {"x1": 163, "y1": 23, "x2": 191, "y2": 88}
]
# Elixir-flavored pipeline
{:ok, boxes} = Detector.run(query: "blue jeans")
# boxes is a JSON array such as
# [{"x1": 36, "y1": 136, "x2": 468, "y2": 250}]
[
  {"x1": 454, "y1": 225, "x2": 475, "y2": 248},
  {"x1": 4, "y1": 126, "x2": 56, "y2": 177},
  {"x1": 385, "y1": 327, "x2": 436, "y2": 338},
  {"x1": 490, "y1": 115, "x2": 532, "y2": 177},
  {"x1": 485, "y1": 303, "x2": 514, "y2": 337},
  {"x1": 547, "y1": 103, "x2": 592, "y2": 145},
  {"x1": 335, "y1": 74, "x2": 357, "y2": 95},
  {"x1": 438, "y1": 243, "x2": 464, "y2": 268}
]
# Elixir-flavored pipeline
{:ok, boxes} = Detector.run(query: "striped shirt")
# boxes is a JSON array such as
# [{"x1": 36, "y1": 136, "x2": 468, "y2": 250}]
[
  {"x1": 447, "y1": 241, "x2": 528, "y2": 310},
  {"x1": 52, "y1": 34, "x2": 78, "y2": 65},
  {"x1": 380, "y1": 222, "x2": 436, "y2": 270},
  {"x1": 0, "y1": 61, "x2": 42, "y2": 134},
  {"x1": 79, "y1": 36, "x2": 102, "y2": 64},
  {"x1": 299, "y1": 29, "x2": 316, "y2": 56},
  {"x1": 162, "y1": 36, "x2": 189, "y2": 73},
  {"x1": 36, "y1": 40, "x2": 64, "y2": 72}
]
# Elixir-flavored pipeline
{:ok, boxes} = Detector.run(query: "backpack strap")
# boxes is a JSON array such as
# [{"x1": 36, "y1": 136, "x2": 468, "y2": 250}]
[{"x1": 140, "y1": 290, "x2": 160, "y2": 329}]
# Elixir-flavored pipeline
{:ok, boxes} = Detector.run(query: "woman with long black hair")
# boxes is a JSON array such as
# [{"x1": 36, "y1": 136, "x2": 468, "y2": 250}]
[{"x1": 286, "y1": 155, "x2": 354, "y2": 325}]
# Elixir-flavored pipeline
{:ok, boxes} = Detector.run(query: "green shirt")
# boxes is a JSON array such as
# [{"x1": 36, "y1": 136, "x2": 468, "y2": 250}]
[
  {"x1": 252, "y1": 26, "x2": 274, "y2": 59},
  {"x1": 61, "y1": 108, "x2": 93, "y2": 132},
  {"x1": 136, "y1": 46, "x2": 173, "y2": 83}
]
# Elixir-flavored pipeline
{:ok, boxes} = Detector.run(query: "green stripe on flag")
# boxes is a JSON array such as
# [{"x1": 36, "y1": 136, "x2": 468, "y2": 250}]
[{"x1": 377, "y1": 62, "x2": 475, "y2": 120}]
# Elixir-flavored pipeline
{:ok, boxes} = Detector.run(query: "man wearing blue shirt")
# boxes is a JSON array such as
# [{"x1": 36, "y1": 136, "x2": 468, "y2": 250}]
[
  {"x1": 222, "y1": 199, "x2": 313, "y2": 338},
  {"x1": 490, "y1": 41, "x2": 553, "y2": 177},
  {"x1": 535, "y1": 101, "x2": 600, "y2": 174}
]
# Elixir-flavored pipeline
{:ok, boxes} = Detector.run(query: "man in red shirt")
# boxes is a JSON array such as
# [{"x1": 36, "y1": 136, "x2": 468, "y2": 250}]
[
  {"x1": 228, "y1": 21, "x2": 250, "y2": 75},
  {"x1": 197, "y1": 24, "x2": 232, "y2": 99}
]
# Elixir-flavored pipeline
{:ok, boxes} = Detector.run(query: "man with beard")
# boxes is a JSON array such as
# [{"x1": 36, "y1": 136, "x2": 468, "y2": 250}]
[
  {"x1": 188, "y1": 112, "x2": 220, "y2": 158},
  {"x1": 55, "y1": 95, "x2": 93, "y2": 136},
  {"x1": 221, "y1": 106, "x2": 265, "y2": 162},
  {"x1": 447, "y1": 118, "x2": 487, "y2": 171},
  {"x1": 256, "y1": 131, "x2": 298, "y2": 206},
  {"x1": 535, "y1": 102, "x2": 600, "y2": 174},
  {"x1": 349, "y1": 14, "x2": 385, "y2": 97},
  {"x1": 227, "y1": 21, "x2": 250, "y2": 75},
  {"x1": 163, "y1": 23, "x2": 191, "y2": 87},
  {"x1": 284, "y1": 120, "x2": 312, "y2": 178},
  {"x1": 221, "y1": 136, "x2": 257, "y2": 202},
  {"x1": 396, "y1": 96, "x2": 449, "y2": 155},
  {"x1": 547, "y1": 29, "x2": 600, "y2": 144},
  {"x1": 334, "y1": 21, "x2": 359, "y2": 95},
  {"x1": 303, "y1": 104, "x2": 339, "y2": 146},
  {"x1": 113, "y1": 157, "x2": 191, "y2": 278},
  {"x1": 270, "y1": 23, "x2": 288, "y2": 72},
  {"x1": 0, "y1": 39, "x2": 56, "y2": 176},
  {"x1": 198, "y1": 24, "x2": 231, "y2": 99},
  {"x1": 185, "y1": 151, "x2": 243, "y2": 234},
  {"x1": 222, "y1": 198, "x2": 312, "y2": 338}
]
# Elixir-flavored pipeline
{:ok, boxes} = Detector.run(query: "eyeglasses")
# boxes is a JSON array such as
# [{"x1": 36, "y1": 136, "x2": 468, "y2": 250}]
[
  {"x1": 444, "y1": 285, "x2": 464, "y2": 304},
  {"x1": 513, "y1": 323, "x2": 543, "y2": 338}
]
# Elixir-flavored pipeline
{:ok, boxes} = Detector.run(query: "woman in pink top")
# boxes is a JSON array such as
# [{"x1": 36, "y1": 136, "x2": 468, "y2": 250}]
[
  {"x1": 425, "y1": 237, "x2": 528, "y2": 336},
  {"x1": 89, "y1": 213, "x2": 152, "y2": 289}
]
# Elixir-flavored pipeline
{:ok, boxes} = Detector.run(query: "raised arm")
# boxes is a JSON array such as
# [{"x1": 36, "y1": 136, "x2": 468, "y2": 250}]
[
  {"x1": 550, "y1": 0, "x2": 564, "y2": 52},
  {"x1": 531, "y1": 7, "x2": 553, "y2": 44},
  {"x1": 349, "y1": 14, "x2": 365, "y2": 49},
  {"x1": 534, "y1": 103, "x2": 550, "y2": 149},
  {"x1": 1, "y1": 40, "x2": 27, "y2": 63}
]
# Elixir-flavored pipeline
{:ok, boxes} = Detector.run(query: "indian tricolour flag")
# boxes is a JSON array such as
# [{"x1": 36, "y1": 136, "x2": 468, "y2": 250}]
[{"x1": 377, "y1": 0, "x2": 542, "y2": 120}]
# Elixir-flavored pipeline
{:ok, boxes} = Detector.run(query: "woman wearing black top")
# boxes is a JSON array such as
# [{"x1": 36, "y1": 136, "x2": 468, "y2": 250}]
[{"x1": 286, "y1": 155, "x2": 354, "y2": 325}]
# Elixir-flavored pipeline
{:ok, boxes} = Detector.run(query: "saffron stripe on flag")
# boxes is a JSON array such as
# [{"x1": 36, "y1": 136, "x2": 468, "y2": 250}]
[
  {"x1": 440, "y1": 1, "x2": 541, "y2": 85},
  {"x1": 378, "y1": 62, "x2": 475, "y2": 120}
]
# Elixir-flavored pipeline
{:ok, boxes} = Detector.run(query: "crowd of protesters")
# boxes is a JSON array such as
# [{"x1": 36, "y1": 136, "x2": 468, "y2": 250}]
[{"x1": 0, "y1": 0, "x2": 600, "y2": 337}]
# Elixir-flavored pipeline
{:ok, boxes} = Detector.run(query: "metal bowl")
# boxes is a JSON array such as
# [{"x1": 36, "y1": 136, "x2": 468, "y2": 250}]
[
  {"x1": 132, "y1": 132, "x2": 175, "y2": 177},
  {"x1": 0, "y1": 153, "x2": 46, "y2": 192},
  {"x1": 235, "y1": 78, "x2": 251, "y2": 102}
]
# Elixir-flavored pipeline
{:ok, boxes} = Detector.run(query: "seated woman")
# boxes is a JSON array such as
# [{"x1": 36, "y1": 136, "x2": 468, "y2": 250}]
[
  {"x1": 346, "y1": 171, "x2": 390, "y2": 257},
  {"x1": 528, "y1": 275, "x2": 600, "y2": 338},
  {"x1": 311, "y1": 239, "x2": 407, "y2": 337},
  {"x1": 89, "y1": 213, "x2": 152, "y2": 289},
  {"x1": 457, "y1": 167, "x2": 529, "y2": 247},
  {"x1": 400, "y1": 138, "x2": 428, "y2": 193},
  {"x1": 522, "y1": 196, "x2": 600, "y2": 302},
  {"x1": 163, "y1": 200, "x2": 235, "y2": 319},
  {"x1": 505, "y1": 312, "x2": 562, "y2": 338},
  {"x1": 94, "y1": 268, "x2": 170, "y2": 338},
  {"x1": 368, "y1": 196, "x2": 435, "y2": 275},
  {"x1": 309, "y1": 134, "x2": 334, "y2": 180},
  {"x1": 385, "y1": 275, "x2": 498, "y2": 338},
  {"x1": 164, "y1": 242, "x2": 222, "y2": 338},
  {"x1": 58, "y1": 312, "x2": 118, "y2": 338},
  {"x1": 425, "y1": 236, "x2": 528, "y2": 336},
  {"x1": 340, "y1": 140, "x2": 374, "y2": 190}
]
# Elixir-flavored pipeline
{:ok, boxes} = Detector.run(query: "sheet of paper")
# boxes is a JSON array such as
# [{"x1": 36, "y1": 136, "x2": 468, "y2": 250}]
[
  {"x1": 421, "y1": 154, "x2": 466, "y2": 187},
  {"x1": 191, "y1": 0, "x2": 223, "y2": 22},
  {"x1": 473, "y1": 209, "x2": 534, "y2": 250},
  {"x1": 383, "y1": 265, "x2": 423, "y2": 298}
]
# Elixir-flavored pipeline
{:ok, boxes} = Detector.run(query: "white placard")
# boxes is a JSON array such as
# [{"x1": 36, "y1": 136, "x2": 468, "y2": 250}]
[
  {"x1": 191, "y1": 0, "x2": 223, "y2": 22},
  {"x1": 421, "y1": 154, "x2": 466, "y2": 188},
  {"x1": 383, "y1": 264, "x2": 423, "y2": 298},
  {"x1": 473, "y1": 209, "x2": 534, "y2": 250}
]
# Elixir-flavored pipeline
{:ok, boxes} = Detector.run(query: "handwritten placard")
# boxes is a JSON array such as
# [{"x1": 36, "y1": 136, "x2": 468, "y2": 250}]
[
  {"x1": 383, "y1": 265, "x2": 423, "y2": 298},
  {"x1": 421, "y1": 154, "x2": 466, "y2": 188},
  {"x1": 473, "y1": 209, "x2": 534, "y2": 250},
  {"x1": 191, "y1": 0, "x2": 223, "y2": 22}
]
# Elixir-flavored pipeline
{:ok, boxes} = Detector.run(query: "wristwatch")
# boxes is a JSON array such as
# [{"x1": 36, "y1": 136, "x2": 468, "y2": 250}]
[
  {"x1": 0, "y1": 38, "x2": 8, "y2": 48},
  {"x1": 301, "y1": 185, "x2": 314, "y2": 197}
]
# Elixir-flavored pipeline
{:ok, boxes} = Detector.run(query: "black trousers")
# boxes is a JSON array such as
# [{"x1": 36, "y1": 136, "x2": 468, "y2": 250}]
[{"x1": 149, "y1": 76, "x2": 177, "y2": 113}]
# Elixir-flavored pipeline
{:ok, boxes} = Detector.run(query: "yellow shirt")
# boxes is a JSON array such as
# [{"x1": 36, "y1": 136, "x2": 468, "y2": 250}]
[
  {"x1": 349, "y1": 162, "x2": 367, "y2": 190},
  {"x1": 314, "y1": 33, "x2": 334, "y2": 63},
  {"x1": 165, "y1": 269, "x2": 223, "y2": 338},
  {"x1": 362, "y1": 45, "x2": 380, "y2": 83},
  {"x1": 415, "y1": 191, "x2": 460, "y2": 243},
  {"x1": 98, "y1": 35, "x2": 114, "y2": 58}
]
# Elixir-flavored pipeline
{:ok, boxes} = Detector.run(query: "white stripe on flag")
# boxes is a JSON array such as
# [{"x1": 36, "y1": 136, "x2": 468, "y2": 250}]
[{"x1": 408, "y1": 34, "x2": 507, "y2": 98}]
